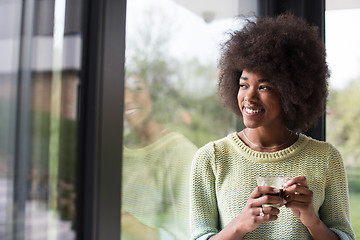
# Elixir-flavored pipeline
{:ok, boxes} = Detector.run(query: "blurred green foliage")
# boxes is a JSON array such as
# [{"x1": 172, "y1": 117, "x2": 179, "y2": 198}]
[
  {"x1": 327, "y1": 79, "x2": 360, "y2": 168},
  {"x1": 327, "y1": 79, "x2": 360, "y2": 193},
  {"x1": 327, "y1": 79, "x2": 360, "y2": 234},
  {"x1": 29, "y1": 111, "x2": 77, "y2": 224},
  {"x1": 349, "y1": 193, "x2": 360, "y2": 238}
]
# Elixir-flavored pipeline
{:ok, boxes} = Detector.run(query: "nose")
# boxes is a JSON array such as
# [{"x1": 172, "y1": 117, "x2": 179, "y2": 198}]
[
  {"x1": 124, "y1": 87, "x2": 134, "y2": 104},
  {"x1": 244, "y1": 86, "x2": 258, "y2": 102}
]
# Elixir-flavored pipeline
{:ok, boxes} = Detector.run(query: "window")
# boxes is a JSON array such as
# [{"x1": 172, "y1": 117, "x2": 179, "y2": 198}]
[
  {"x1": 325, "y1": 5, "x2": 360, "y2": 238},
  {"x1": 122, "y1": 0, "x2": 247, "y2": 238},
  {"x1": 0, "y1": 0, "x2": 82, "y2": 238}
]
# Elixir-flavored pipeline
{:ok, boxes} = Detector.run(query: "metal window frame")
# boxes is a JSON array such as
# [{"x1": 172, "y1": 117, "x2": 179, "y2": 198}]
[
  {"x1": 76, "y1": 0, "x2": 126, "y2": 239},
  {"x1": 258, "y1": 0, "x2": 326, "y2": 141}
]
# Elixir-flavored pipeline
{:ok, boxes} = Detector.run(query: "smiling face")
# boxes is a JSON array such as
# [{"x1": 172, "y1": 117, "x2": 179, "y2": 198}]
[
  {"x1": 238, "y1": 70, "x2": 285, "y2": 130},
  {"x1": 124, "y1": 76, "x2": 152, "y2": 128}
]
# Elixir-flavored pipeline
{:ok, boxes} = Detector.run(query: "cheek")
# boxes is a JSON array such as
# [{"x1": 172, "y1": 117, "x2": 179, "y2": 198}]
[
  {"x1": 266, "y1": 92, "x2": 282, "y2": 107},
  {"x1": 141, "y1": 93, "x2": 152, "y2": 112},
  {"x1": 269, "y1": 98, "x2": 283, "y2": 116},
  {"x1": 237, "y1": 91, "x2": 243, "y2": 108},
  {"x1": 237, "y1": 88, "x2": 244, "y2": 102}
]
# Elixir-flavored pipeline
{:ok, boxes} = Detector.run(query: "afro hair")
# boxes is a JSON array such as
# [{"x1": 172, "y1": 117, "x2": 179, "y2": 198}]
[{"x1": 217, "y1": 13, "x2": 330, "y2": 132}]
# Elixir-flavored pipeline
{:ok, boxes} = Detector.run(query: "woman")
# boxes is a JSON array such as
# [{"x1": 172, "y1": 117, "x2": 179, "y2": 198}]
[
  {"x1": 122, "y1": 75, "x2": 197, "y2": 239},
  {"x1": 190, "y1": 14, "x2": 355, "y2": 240}
]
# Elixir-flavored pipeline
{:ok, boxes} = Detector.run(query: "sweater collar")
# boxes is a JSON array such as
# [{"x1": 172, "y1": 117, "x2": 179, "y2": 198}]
[{"x1": 229, "y1": 132, "x2": 309, "y2": 162}]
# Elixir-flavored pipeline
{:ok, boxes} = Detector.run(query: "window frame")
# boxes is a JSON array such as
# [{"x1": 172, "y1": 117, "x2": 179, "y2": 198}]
[{"x1": 76, "y1": 0, "x2": 126, "y2": 239}]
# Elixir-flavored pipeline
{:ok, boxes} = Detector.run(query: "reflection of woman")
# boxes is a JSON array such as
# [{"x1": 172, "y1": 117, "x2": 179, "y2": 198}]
[
  {"x1": 190, "y1": 14, "x2": 355, "y2": 240},
  {"x1": 122, "y1": 75, "x2": 197, "y2": 239}
]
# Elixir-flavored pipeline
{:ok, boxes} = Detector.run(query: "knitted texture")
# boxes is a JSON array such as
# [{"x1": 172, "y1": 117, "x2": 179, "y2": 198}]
[
  {"x1": 122, "y1": 132, "x2": 198, "y2": 239},
  {"x1": 190, "y1": 132, "x2": 355, "y2": 240}
]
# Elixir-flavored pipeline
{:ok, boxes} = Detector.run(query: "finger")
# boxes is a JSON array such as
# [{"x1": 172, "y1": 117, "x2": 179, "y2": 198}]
[
  {"x1": 262, "y1": 206, "x2": 280, "y2": 215},
  {"x1": 248, "y1": 196, "x2": 286, "y2": 212},
  {"x1": 259, "y1": 206, "x2": 265, "y2": 217},
  {"x1": 250, "y1": 186, "x2": 282, "y2": 198},
  {"x1": 284, "y1": 176, "x2": 308, "y2": 188},
  {"x1": 259, "y1": 194, "x2": 287, "y2": 206},
  {"x1": 285, "y1": 193, "x2": 312, "y2": 203},
  {"x1": 258, "y1": 212, "x2": 278, "y2": 222},
  {"x1": 284, "y1": 184, "x2": 312, "y2": 196}
]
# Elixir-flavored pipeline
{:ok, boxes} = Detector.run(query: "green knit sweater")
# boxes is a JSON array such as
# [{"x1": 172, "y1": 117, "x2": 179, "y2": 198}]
[
  {"x1": 122, "y1": 132, "x2": 197, "y2": 239},
  {"x1": 190, "y1": 132, "x2": 355, "y2": 240}
]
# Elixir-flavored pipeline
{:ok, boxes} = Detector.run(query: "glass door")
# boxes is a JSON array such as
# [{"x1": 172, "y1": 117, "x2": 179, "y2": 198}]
[{"x1": 0, "y1": 0, "x2": 82, "y2": 239}]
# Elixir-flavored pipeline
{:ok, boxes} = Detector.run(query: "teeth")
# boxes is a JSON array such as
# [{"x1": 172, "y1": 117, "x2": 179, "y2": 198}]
[
  {"x1": 244, "y1": 107, "x2": 262, "y2": 114},
  {"x1": 125, "y1": 109, "x2": 137, "y2": 115}
]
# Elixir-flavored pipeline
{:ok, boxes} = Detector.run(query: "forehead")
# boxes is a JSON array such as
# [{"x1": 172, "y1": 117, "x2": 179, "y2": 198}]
[
  {"x1": 126, "y1": 76, "x2": 146, "y2": 87},
  {"x1": 240, "y1": 70, "x2": 269, "y2": 81}
]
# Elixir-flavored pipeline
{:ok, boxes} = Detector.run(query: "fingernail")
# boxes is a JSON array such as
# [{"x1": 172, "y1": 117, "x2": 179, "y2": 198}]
[
  {"x1": 283, "y1": 199, "x2": 287, "y2": 204},
  {"x1": 273, "y1": 188, "x2": 280, "y2": 193}
]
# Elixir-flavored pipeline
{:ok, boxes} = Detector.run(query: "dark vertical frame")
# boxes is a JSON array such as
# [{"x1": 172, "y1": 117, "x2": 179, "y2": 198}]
[
  {"x1": 13, "y1": 0, "x2": 35, "y2": 239},
  {"x1": 257, "y1": 0, "x2": 326, "y2": 141},
  {"x1": 77, "y1": 0, "x2": 126, "y2": 239}
]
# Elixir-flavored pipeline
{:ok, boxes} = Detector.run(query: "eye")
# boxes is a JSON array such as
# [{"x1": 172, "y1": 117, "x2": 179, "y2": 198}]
[
  {"x1": 135, "y1": 86, "x2": 145, "y2": 91},
  {"x1": 131, "y1": 83, "x2": 146, "y2": 92},
  {"x1": 239, "y1": 81, "x2": 248, "y2": 89},
  {"x1": 259, "y1": 85, "x2": 272, "y2": 91}
]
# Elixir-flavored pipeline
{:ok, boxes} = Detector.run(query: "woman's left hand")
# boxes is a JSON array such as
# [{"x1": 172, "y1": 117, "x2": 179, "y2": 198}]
[{"x1": 283, "y1": 176, "x2": 319, "y2": 227}]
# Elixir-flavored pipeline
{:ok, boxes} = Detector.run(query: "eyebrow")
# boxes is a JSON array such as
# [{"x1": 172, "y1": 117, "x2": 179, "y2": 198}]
[{"x1": 240, "y1": 76, "x2": 270, "y2": 83}]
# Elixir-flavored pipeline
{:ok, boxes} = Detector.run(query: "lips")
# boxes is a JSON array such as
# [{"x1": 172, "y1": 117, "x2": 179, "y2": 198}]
[
  {"x1": 243, "y1": 106, "x2": 264, "y2": 115},
  {"x1": 124, "y1": 104, "x2": 140, "y2": 115},
  {"x1": 124, "y1": 108, "x2": 138, "y2": 115}
]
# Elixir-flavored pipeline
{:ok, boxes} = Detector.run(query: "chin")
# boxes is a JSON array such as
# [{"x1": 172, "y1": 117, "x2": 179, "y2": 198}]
[{"x1": 242, "y1": 120, "x2": 260, "y2": 129}]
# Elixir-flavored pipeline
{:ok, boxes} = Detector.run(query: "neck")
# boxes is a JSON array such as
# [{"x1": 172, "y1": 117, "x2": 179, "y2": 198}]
[
  {"x1": 241, "y1": 127, "x2": 293, "y2": 152},
  {"x1": 127, "y1": 119, "x2": 167, "y2": 147}
]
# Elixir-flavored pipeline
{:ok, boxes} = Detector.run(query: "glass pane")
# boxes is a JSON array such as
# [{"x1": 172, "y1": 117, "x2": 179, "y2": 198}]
[
  {"x1": 0, "y1": 0, "x2": 82, "y2": 239},
  {"x1": 325, "y1": 6, "x2": 360, "y2": 239},
  {"x1": 0, "y1": 0, "x2": 22, "y2": 239},
  {"x1": 123, "y1": 0, "x2": 254, "y2": 239}
]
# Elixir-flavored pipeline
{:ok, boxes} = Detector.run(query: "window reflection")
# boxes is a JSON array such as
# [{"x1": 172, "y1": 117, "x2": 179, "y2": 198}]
[
  {"x1": 0, "y1": 0, "x2": 81, "y2": 239},
  {"x1": 123, "y1": 0, "x2": 238, "y2": 239},
  {"x1": 122, "y1": 75, "x2": 198, "y2": 238}
]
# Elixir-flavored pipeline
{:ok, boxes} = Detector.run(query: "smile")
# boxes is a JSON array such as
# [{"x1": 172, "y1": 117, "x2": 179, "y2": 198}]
[
  {"x1": 243, "y1": 107, "x2": 263, "y2": 115},
  {"x1": 124, "y1": 108, "x2": 138, "y2": 115}
]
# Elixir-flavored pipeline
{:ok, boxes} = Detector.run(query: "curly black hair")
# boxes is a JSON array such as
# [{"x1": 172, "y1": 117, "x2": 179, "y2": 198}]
[{"x1": 217, "y1": 13, "x2": 330, "y2": 132}]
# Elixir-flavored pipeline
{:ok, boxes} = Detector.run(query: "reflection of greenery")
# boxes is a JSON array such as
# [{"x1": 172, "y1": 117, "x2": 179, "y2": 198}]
[
  {"x1": 0, "y1": 97, "x2": 16, "y2": 162},
  {"x1": 125, "y1": 5, "x2": 237, "y2": 148},
  {"x1": 58, "y1": 114, "x2": 77, "y2": 224},
  {"x1": 167, "y1": 93, "x2": 237, "y2": 148},
  {"x1": 126, "y1": 54, "x2": 237, "y2": 148},
  {"x1": 126, "y1": 18, "x2": 237, "y2": 147},
  {"x1": 30, "y1": 111, "x2": 77, "y2": 226},
  {"x1": 0, "y1": 99, "x2": 77, "y2": 226}
]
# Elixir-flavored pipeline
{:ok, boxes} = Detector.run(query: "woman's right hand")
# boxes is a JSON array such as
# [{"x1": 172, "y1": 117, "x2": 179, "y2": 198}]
[{"x1": 210, "y1": 186, "x2": 287, "y2": 240}]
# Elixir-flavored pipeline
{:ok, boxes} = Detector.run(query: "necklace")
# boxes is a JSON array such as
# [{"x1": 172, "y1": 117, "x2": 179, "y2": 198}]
[{"x1": 242, "y1": 129, "x2": 292, "y2": 150}]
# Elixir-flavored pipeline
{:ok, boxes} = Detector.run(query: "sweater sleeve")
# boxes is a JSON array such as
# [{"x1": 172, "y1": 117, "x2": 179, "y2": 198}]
[
  {"x1": 319, "y1": 144, "x2": 355, "y2": 240},
  {"x1": 190, "y1": 143, "x2": 220, "y2": 240},
  {"x1": 161, "y1": 135, "x2": 198, "y2": 239}
]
